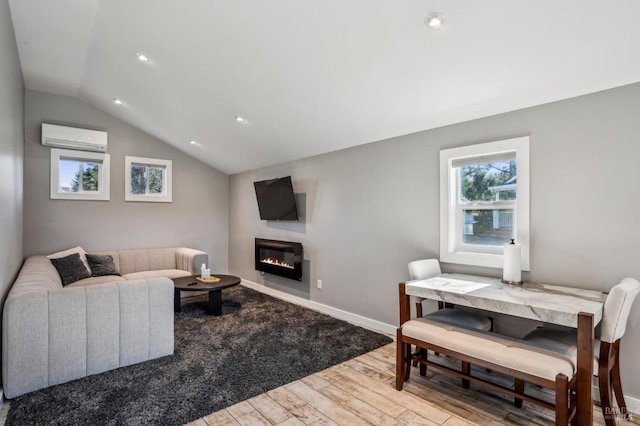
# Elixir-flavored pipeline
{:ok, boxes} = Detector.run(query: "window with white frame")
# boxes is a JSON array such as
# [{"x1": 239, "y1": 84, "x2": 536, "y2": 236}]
[
  {"x1": 125, "y1": 156, "x2": 172, "y2": 202},
  {"x1": 50, "y1": 148, "x2": 110, "y2": 200},
  {"x1": 440, "y1": 136, "x2": 530, "y2": 269}
]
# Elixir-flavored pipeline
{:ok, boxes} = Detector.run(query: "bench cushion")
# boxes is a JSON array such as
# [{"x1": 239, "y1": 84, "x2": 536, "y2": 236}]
[{"x1": 402, "y1": 318, "x2": 576, "y2": 381}]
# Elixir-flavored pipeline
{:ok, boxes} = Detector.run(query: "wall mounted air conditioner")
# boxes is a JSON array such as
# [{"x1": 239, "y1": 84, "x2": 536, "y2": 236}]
[{"x1": 41, "y1": 123, "x2": 108, "y2": 152}]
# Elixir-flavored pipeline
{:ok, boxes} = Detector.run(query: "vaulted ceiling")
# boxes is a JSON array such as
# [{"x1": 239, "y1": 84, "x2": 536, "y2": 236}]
[{"x1": 9, "y1": 0, "x2": 640, "y2": 174}]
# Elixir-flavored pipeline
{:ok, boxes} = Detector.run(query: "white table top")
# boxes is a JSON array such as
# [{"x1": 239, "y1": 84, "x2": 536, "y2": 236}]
[{"x1": 405, "y1": 273, "x2": 607, "y2": 328}]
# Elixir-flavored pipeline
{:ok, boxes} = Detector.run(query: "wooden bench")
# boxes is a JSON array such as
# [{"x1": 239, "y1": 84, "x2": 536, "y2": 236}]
[{"x1": 395, "y1": 282, "x2": 578, "y2": 425}]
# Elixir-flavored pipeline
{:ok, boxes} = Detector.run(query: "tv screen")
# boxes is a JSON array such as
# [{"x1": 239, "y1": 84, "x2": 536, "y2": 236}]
[{"x1": 253, "y1": 176, "x2": 299, "y2": 221}]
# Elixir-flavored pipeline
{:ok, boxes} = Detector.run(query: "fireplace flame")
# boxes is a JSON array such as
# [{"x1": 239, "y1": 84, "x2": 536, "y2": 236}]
[{"x1": 260, "y1": 257, "x2": 294, "y2": 269}]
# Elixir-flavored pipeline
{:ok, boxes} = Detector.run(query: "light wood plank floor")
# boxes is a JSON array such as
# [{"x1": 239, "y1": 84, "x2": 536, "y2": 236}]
[{"x1": 188, "y1": 343, "x2": 640, "y2": 426}]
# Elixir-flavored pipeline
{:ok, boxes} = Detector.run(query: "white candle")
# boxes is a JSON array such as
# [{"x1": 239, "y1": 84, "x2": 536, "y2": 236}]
[{"x1": 503, "y1": 240, "x2": 522, "y2": 283}]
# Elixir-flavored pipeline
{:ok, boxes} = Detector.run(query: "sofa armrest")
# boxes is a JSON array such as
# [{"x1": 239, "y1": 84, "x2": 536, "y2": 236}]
[{"x1": 175, "y1": 247, "x2": 208, "y2": 274}]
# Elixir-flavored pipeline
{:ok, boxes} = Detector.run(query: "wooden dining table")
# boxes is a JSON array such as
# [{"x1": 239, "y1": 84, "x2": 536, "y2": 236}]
[{"x1": 404, "y1": 273, "x2": 608, "y2": 425}]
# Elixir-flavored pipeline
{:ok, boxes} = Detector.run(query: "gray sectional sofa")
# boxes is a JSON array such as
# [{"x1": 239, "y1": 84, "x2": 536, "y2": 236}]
[{"x1": 2, "y1": 246, "x2": 208, "y2": 398}]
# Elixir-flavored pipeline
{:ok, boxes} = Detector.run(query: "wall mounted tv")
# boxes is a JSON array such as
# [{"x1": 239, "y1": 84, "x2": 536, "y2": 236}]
[{"x1": 253, "y1": 176, "x2": 299, "y2": 221}]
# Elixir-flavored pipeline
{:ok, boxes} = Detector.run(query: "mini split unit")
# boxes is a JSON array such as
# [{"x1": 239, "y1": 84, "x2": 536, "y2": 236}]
[{"x1": 41, "y1": 123, "x2": 108, "y2": 152}]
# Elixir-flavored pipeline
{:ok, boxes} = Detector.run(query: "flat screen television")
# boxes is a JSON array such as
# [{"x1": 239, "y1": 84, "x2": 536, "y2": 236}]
[{"x1": 253, "y1": 176, "x2": 299, "y2": 221}]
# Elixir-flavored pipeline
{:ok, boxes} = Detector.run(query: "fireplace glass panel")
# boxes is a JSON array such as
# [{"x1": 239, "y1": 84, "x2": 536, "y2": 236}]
[{"x1": 254, "y1": 238, "x2": 303, "y2": 281}]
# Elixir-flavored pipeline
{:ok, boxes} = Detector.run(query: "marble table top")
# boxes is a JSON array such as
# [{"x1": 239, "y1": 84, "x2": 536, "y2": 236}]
[{"x1": 405, "y1": 273, "x2": 608, "y2": 328}]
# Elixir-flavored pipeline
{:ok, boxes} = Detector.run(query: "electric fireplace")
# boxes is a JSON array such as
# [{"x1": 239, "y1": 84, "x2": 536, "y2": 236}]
[{"x1": 255, "y1": 238, "x2": 303, "y2": 281}]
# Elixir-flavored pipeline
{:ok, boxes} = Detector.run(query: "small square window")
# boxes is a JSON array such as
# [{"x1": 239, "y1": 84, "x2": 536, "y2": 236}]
[
  {"x1": 50, "y1": 148, "x2": 110, "y2": 200},
  {"x1": 125, "y1": 156, "x2": 172, "y2": 202}
]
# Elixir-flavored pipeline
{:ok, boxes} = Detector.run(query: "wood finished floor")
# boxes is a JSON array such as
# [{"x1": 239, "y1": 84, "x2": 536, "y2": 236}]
[
  {"x1": 187, "y1": 343, "x2": 640, "y2": 426},
  {"x1": 1, "y1": 343, "x2": 637, "y2": 425}
]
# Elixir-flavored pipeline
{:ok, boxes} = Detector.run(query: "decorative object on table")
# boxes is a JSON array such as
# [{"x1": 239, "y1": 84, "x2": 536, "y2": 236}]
[
  {"x1": 196, "y1": 276, "x2": 220, "y2": 283},
  {"x1": 200, "y1": 263, "x2": 210, "y2": 279},
  {"x1": 502, "y1": 238, "x2": 523, "y2": 284}
]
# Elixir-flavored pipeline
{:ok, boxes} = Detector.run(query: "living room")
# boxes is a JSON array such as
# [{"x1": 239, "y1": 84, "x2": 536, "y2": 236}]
[{"x1": 2, "y1": 1, "x2": 640, "y2": 425}]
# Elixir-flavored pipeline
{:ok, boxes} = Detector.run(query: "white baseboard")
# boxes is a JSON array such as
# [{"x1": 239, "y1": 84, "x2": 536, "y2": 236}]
[
  {"x1": 593, "y1": 386, "x2": 640, "y2": 418},
  {"x1": 625, "y1": 396, "x2": 640, "y2": 418},
  {"x1": 240, "y1": 279, "x2": 396, "y2": 337}
]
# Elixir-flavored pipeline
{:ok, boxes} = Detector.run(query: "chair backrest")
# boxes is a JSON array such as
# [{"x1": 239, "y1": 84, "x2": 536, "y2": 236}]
[
  {"x1": 600, "y1": 277, "x2": 640, "y2": 343},
  {"x1": 408, "y1": 259, "x2": 442, "y2": 280}
]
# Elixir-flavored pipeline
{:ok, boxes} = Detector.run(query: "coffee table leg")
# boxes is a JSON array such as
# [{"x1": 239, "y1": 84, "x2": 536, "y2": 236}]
[
  {"x1": 174, "y1": 288, "x2": 182, "y2": 312},
  {"x1": 208, "y1": 290, "x2": 222, "y2": 315}
]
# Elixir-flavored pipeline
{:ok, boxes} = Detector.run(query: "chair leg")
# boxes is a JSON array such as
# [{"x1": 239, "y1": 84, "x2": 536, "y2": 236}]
[
  {"x1": 404, "y1": 343, "x2": 412, "y2": 381},
  {"x1": 419, "y1": 350, "x2": 428, "y2": 376},
  {"x1": 514, "y1": 378, "x2": 524, "y2": 408},
  {"x1": 484, "y1": 318, "x2": 494, "y2": 373},
  {"x1": 570, "y1": 382, "x2": 578, "y2": 426},
  {"x1": 461, "y1": 361, "x2": 470, "y2": 389},
  {"x1": 599, "y1": 341, "x2": 616, "y2": 426},
  {"x1": 599, "y1": 371, "x2": 616, "y2": 426},
  {"x1": 611, "y1": 341, "x2": 629, "y2": 420},
  {"x1": 396, "y1": 331, "x2": 409, "y2": 390},
  {"x1": 412, "y1": 347, "x2": 420, "y2": 367}
]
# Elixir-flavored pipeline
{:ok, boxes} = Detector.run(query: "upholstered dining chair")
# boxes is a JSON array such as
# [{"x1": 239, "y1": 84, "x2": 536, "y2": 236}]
[
  {"x1": 408, "y1": 259, "x2": 493, "y2": 377},
  {"x1": 524, "y1": 277, "x2": 640, "y2": 426}
]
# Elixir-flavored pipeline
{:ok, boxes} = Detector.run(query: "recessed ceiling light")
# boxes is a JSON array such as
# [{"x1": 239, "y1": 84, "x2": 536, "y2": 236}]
[
  {"x1": 113, "y1": 98, "x2": 124, "y2": 105},
  {"x1": 425, "y1": 13, "x2": 444, "y2": 29},
  {"x1": 136, "y1": 53, "x2": 150, "y2": 63},
  {"x1": 189, "y1": 140, "x2": 198, "y2": 145},
  {"x1": 235, "y1": 116, "x2": 247, "y2": 124}
]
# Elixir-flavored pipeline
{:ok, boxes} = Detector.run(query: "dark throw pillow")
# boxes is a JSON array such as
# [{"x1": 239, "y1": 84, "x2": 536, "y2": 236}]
[
  {"x1": 50, "y1": 252, "x2": 92, "y2": 286},
  {"x1": 86, "y1": 254, "x2": 120, "y2": 277}
]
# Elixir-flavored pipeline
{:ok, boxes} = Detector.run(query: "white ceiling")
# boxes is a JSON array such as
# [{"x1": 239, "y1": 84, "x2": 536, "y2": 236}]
[{"x1": 9, "y1": 1, "x2": 640, "y2": 175}]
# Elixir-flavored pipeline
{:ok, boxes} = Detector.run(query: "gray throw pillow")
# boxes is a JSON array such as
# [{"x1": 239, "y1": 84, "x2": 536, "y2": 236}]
[
  {"x1": 50, "y1": 252, "x2": 92, "y2": 286},
  {"x1": 86, "y1": 254, "x2": 120, "y2": 277}
]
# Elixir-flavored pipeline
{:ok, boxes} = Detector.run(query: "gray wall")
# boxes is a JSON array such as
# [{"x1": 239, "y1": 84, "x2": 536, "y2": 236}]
[
  {"x1": 0, "y1": 0, "x2": 24, "y2": 391},
  {"x1": 0, "y1": 0, "x2": 24, "y2": 303},
  {"x1": 229, "y1": 82, "x2": 640, "y2": 397},
  {"x1": 23, "y1": 90, "x2": 229, "y2": 272}
]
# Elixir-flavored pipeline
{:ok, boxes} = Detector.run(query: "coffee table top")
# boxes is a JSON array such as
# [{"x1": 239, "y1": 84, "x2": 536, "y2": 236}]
[{"x1": 173, "y1": 274, "x2": 241, "y2": 291}]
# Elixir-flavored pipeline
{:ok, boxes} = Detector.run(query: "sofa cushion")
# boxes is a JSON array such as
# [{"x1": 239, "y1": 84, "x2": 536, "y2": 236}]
[
  {"x1": 47, "y1": 246, "x2": 91, "y2": 275},
  {"x1": 123, "y1": 269, "x2": 191, "y2": 280},
  {"x1": 86, "y1": 254, "x2": 120, "y2": 277},
  {"x1": 50, "y1": 253, "x2": 92, "y2": 286},
  {"x1": 118, "y1": 249, "x2": 177, "y2": 275},
  {"x1": 65, "y1": 275, "x2": 127, "y2": 288},
  {"x1": 89, "y1": 251, "x2": 121, "y2": 274}
]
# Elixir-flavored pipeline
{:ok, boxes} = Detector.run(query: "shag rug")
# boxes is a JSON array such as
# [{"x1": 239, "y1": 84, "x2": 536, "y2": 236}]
[{"x1": 6, "y1": 285, "x2": 392, "y2": 425}]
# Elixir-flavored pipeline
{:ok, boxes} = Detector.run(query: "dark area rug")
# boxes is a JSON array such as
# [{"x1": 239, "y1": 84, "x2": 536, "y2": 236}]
[{"x1": 6, "y1": 285, "x2": 392, "y2": 425}]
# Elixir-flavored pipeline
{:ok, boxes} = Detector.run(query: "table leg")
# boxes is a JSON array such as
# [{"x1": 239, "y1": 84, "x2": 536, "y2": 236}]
[
  {"x1": 174, "y1": 288, "x2": 181, "y2": 312},
  {"x1": 576, "y1": 312, "x2": 594, "y2": 425},
  {"x1": 208, "y1": 290, "x2": 222, "y2": 315}
]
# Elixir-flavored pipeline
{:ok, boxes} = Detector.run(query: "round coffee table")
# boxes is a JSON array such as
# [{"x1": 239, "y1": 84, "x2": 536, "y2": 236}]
[{"x1": 172, "y1": 274, "x2": 241, "y2": 316}]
